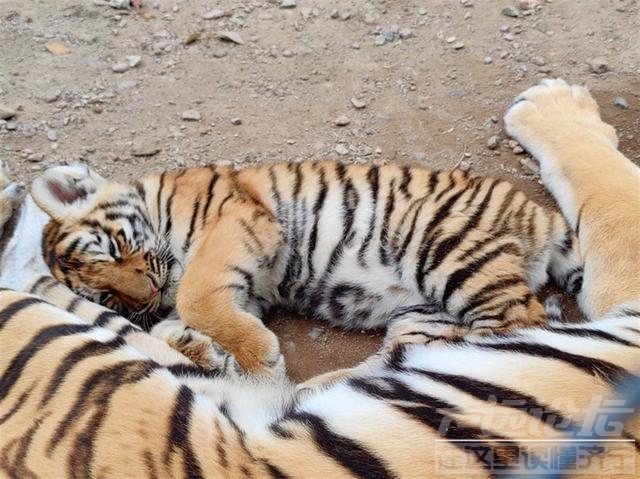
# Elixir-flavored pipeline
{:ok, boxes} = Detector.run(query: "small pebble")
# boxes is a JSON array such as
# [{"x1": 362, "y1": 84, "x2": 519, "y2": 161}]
[
  {"x1": 374, "y1": 35, "x2": 386, "y2": 46},
  {"x1": 280, "y1": 0, "x2": 296, "y2": 8},
  {"x1": 330, "y1": 9, "x2": 339, "y2": 19},
  {"x1": 419, "y1": 7, "x2": 427, "y2": 15},
  {"x1": 446, "y1": 36, "x2": 456, "y2": 43},
  {"x1": 27, "y1": 152, "x2": 45, "y2": 163},
  {"x1": 47, "y1": 130, "x2": 57, "y2": 142},
  {"x1": 613, "y1": 96, "x2": 629, "y2": 109},
  {"x1": 452, "y1": 41, "x2": 465, "y2": 50},
  {"x1": 398, "y1": 28, "x2": 412, "y2": 39},
  {"x1": 384, "y1": 31, "x2": 395, "y2": 42},
  {"x1": 0, "y1": 105, "x2": 16, "y2": 120},
  {"x1": 335, "y1": 115, "x2": 351, "y2": 126},
  {"x1": 501, "y1": 6, "x2": 520, "y2": 18},
  {"x1": 131, "y1": 143, "x2": 161, "y2": 157},
  {"x1": 335, "y1": 144, "x2": 349, "y2": 156},
  {"x1": 212, "y1": 48, "x2": 228, "y2": 58},
  {"x1": 513, "y1": 146, "x2": 524, "y2": 154},
  {"x1": 202, "y1": 9, "x2": 226, "y2": 20},
  {"x1": 181, "y1": 110, "x2": 201, "y2": 121},
  {"x1": 308, "y1": 327, "x2": 323, "y2": 340},
  {"x1": 530, "y1": 56, "x2": 546, "y2": 66},
  {"x1": 588, "y1": 58, "x2": 608, "y2": 74},
  {"x1": 350, "y1": 97, "x2": 367, "y2": 109},
  {"x1": 484, "y1": 56, "x2": 493, "y2": 64},
  {"x1": 520, "y1": 157, "x2": 540, "y2": 173},
  {"x1": 126, "y1": 55, "x2": 142, "y2": 68},
  {"x1": 231, "y1": 117, "x2": 242, "y2": 125},
  {"x1": 282, "y1": 49, "x2": 293, "y2": 58},
  {"x1": 486, "y1": 135, "x2": 499, "y2": 150},
  {"x1": 93, "y1": 104, "x2": 104, "y2": 114},
  {"x1": 508, "y1": 139, "x2": 519, "y2": 149},
  {"x1": 184, "y1": 32, "x2": 200, "y2": 45},
  {"x1": 40, "y1": 89, "x2": 62, "y2": 103},
  {"x1": 111, "y1": 62, "x2": 129, "y2": 73}
]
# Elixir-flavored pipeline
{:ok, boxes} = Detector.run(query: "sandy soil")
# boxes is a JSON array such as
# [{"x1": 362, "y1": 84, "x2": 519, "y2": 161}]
[{"x1": 1, "y1": 0, "x2": 638, "y2": 381}]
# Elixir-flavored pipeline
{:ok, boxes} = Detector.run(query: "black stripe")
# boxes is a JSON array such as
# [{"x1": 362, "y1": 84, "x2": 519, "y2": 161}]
[
  {"x1": 201, "y1": 170, "x2": 220, "y2": 225},
  {"x1": 164, "y1": 171, "x2": 186, "y2": 237},
  {"x1": 379, "y1": 179, "x2": 395, "y2": 265},
  {"x1": 425, "y1": 180, "x2": 497, "y2": 273},
  {"x1": 306, "y1": 168, "x2": 328, "y2": 283},
  {"x1": 0, "y1": 297, "x2": 43, "y2": 330},
  {"x1": 480, "y1": 342, "x2": 634, "y2": 384},
  {"x1": 575, "y1": 203, "x2": 585, "y2": 236},
  {"x1": 407, "y1": 368, "x2": 579, "y2": 431},
  {"x1": 399, "y1": 165, "x2": 412, "y2": 199},
  {"x1": 263, "y1": 461, "x2": 291, "y2": 479},
  {"x1": 441, "y1": 242, "x2": 519, "y2": 305},
  {"x1": 0, "y1": 384, "x2": 35, "y2": 425},
  {"x1": 40, "y1": 336, "x2": 126, "y2": 407},
  {"x1": 393, "y1": 403, "x2": 523, "y2": 471},
  {"x1": 456, "y1": 275, "x2": 525, "y2": 318},
  {"x1": 28, "y1": 275, "x2": 56, "y2": 295},
  {"x1": 66, "y1": 295, "x2": 83, "y2": 314},
  {"x1": 93, "y1": 310, "x2": 121, "y2": 327},
  {"x1": 394, "y1": 198, "x2": 426, "y2": 262},
  {"x1": 546, "y1": 326, "x2": 639, "y2": 348},
  {"x1": 183, "y1": 195, "x2": 202, "y2": 253},
  {"x1": 357, "y1": 165, "x2": 380, "y2": 266},
  {"x1": 57, "y1": 361, "x2": 158, "y2": 476},
  {"x1": 284, "y1": 411, "x2": 395, "y2": 479},
  {"x1": 350, "y1": 375, "x2": 522, "y2": 471},
  {"x1": 165, "y1": 386, "x2": 203, "y2": 479},
  {"x1": 166, "y1": 363, "x2": 222, "y2": 379},
  {"x1": 415, "y1": 188, "x2": 468, "y2": 290},
  {"x1": 156, "y1": 172, "x2": 166, "y2": 227},
  {"x1": 0, "y1": 324, "x2": 92, "y2": 402},
  {"x1": 349, "y1": 376, "x2": 458, "y2": 411},
  {"x1": 217, "y1": 193, "x2": 233, "y2": 216}
]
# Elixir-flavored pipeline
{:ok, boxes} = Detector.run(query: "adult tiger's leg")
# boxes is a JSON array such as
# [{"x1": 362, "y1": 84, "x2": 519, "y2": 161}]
[
  {"x1": 505, "y1": 78, "x2": 640, "y2": 318},
  {"x1": 177, "y1": 199, "x2": 286, "y2": 375}
]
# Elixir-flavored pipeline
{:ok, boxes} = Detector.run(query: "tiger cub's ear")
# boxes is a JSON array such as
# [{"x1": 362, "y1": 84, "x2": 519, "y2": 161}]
[{"x1": 31, "y1": 164, "x2": 105, "y2": 223}]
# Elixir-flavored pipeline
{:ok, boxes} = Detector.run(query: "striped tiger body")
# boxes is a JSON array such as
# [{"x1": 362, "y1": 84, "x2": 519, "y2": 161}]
[
  {"x1": 32, "y1": 160, "x2": 582, "y2": 374},
  {"x1": 0, "y1": 283, "x2": 638, "y2": 478}
]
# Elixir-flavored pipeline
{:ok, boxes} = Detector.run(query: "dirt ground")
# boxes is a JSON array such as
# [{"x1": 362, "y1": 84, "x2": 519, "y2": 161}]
[{"x1": 1, "y1": 0, "x2": 638, "y2": 382}]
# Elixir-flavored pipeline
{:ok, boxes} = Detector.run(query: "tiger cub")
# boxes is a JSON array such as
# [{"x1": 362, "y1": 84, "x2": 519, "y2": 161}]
[{"x1": 32, "y1": 161, "x2": 583, "y2": 373}]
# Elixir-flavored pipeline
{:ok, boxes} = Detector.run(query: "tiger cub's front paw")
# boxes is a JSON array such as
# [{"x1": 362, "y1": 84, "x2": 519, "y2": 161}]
[
  {"x1": 234, "y1": 327, "x2": 286, "y2": 378},
  {"x1": 151, "y1": 319, "x2": 240, "y2": 375}
]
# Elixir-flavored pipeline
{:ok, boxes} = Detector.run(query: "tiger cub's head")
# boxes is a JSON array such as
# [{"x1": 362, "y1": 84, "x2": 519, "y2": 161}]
[{"x1": 31, "y1": 164, "x2": 172, "y2": 326}]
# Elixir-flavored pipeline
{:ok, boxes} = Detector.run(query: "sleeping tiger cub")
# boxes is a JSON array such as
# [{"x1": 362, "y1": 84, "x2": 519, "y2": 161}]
[{"x1": 32, "y1": 160, "x2": 583, "y2": 374}]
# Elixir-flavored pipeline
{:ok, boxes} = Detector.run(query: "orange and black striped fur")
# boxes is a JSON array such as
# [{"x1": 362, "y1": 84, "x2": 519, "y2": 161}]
[
  {"x1": 32, "y1": 160, "x2": 583, "y2": 374},
  {"x1": 1, "y1": 79, "x2": 639, "y2": 478}
]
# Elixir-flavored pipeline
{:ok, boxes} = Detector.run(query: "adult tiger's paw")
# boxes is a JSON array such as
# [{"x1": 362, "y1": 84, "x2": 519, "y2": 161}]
[
  {"x1": 504, "y1": 78, "x2": 618, "y2": 158},
  {"x1": 0, "y1": 161, "x2": 18, "y2": 234}
]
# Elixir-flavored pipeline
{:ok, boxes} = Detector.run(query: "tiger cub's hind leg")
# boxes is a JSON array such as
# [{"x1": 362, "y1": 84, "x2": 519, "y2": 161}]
[
  {"x1": 432, "y1": 235, "x2": 548, "y2": 336},
  {"x1": 177, "y1": 197, "x2": 286, "y2": 376}
]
